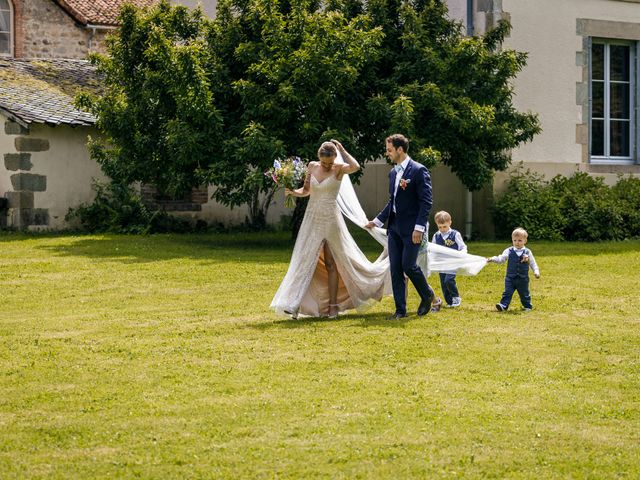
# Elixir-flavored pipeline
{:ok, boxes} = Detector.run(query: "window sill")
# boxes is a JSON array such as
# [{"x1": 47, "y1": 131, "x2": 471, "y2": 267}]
[{"x1": 587, "y1": 163, "x2": 640, "y2": 174}]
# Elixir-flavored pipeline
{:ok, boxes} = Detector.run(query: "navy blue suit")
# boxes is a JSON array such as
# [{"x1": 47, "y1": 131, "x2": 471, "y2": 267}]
[{"x1": 376, "y1": 158, "x2": 433, "y2": 315}]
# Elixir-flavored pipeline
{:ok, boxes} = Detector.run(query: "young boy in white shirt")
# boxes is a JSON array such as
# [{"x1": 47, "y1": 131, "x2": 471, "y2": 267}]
[{"x1": 487, "y1": 227, "x2": 540, "y2": 312}]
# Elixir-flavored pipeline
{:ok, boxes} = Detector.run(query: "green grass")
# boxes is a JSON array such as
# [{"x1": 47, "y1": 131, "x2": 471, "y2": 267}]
[{"x1": 0, "y1": 232, "x2": 638, "y2": 479}]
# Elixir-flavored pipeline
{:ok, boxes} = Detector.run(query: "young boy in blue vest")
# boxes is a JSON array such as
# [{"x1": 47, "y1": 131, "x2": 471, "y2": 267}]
[
  {"x1": 432, "y1": 210, "x2": 467, "y2": 308},
  {"x1": 487, "y1": 227, "x2": 540, "y2": 312}
]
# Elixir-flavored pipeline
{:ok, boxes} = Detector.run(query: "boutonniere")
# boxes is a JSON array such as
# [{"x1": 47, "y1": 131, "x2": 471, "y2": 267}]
[
  {"x1": 520, "y1": 254, "x2": 529, "y2": 264},
  {"x1": 399, "y1": 178, "x2": 411, "y2": 190}
]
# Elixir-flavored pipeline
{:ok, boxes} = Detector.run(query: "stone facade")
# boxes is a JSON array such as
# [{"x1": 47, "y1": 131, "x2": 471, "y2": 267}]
[
  {"x1": 12, "y1": 0, "x2": 110, "y2": 59},
  {"x1": 2, "y1": 119, "x2": 50, "y2": 227}
]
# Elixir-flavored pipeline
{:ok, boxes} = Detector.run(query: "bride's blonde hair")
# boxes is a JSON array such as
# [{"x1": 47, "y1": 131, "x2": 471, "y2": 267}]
[{"x1": 318, "y1": 142, "x2": 337, "y2": 158}]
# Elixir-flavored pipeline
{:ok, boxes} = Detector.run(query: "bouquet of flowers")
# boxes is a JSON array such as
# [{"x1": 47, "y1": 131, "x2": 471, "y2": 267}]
[{"x1": 265, "y1": 156, "x2": 306, "y2": 208}]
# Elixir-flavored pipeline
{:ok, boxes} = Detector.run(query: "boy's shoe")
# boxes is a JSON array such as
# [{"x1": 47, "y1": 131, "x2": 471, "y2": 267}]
[
  {"x1": 431, "y1": 297, "x2": 443, "y2": 313},
  {"x1": 495, "y1": 303, "x2": 506, "y2": 312},
  {"x1": 451, "y1": 297, "x2": 461, "y2": 307}
]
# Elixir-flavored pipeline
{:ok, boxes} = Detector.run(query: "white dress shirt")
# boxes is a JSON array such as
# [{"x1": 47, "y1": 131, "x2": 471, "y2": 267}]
[{"x1": 373, "y1": 157, "x2": 425, "y2": 232}]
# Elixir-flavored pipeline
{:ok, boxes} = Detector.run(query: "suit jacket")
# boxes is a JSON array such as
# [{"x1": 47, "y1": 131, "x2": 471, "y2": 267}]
[{"x1": 375, "y1": 158, "x2": 433, "y2": 237}]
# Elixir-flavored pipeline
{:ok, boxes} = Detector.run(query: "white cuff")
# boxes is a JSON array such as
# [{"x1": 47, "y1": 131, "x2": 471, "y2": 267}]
[
  {"x1": 373, "y1": 218, "x2": 384, "y2": 228},
  {"x1": 414, "y1": 224, "x2": 426, "y2": 232}
]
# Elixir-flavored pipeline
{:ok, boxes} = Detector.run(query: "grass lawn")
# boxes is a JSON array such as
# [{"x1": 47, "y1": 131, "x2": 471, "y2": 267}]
[{"x1": 0, "y1": 231, "x2": 638, "y2": 479}]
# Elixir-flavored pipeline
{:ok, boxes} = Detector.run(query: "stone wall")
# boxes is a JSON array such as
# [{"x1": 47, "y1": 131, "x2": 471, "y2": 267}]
[
  {"x1": 2, "y1": 119, "x2": 50, "y2": 228},
  {"x1": 13, "y1": 0, "x2": 110, "y2": 59},
  {"x1": 1, "y1": 116, "x2": 106, "y2": 230}
]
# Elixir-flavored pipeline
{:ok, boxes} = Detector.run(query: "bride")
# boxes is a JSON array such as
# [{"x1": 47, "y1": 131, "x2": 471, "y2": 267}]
[
  {"x1": 270, "y1": 140, "x2": 487, "y2": 319},
  {"x1": 271, "y1": 140, "x2": 391, "y2": 318}
]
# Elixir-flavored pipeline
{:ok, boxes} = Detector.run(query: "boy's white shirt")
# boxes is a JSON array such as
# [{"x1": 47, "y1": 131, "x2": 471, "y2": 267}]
[{"x1": 489, "y1": 247, "x2": 540, "y2": 276}]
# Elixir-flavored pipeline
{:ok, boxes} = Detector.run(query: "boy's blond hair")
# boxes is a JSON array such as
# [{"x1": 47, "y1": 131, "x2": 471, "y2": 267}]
[
  {"x1": 434, "y1": 210, "x2": 452, "y2": 224},
  {"x1": 512, "y1": 227, "x2": 529, "y2": 239}
]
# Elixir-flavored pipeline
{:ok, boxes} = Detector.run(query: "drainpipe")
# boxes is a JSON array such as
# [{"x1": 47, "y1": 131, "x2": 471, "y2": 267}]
[
  {"x1": 85, "y1": 24, "x2": 118, "y2": 51},
  {"x1": 465, "y1": 0, "x2": 474, "y2": 239}
]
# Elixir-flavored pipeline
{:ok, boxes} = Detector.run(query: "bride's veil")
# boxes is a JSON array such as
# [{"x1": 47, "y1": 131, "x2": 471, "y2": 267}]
[{"x1": 334, "y1": 149, "x2": 487, "y2": 277}]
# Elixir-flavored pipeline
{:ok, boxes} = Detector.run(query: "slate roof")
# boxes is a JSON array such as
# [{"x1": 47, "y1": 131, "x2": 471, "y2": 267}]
[
  {"x1": 0, "y1": 58, "x2": 101, "y2": 127},
  {"x1": 54, "y1": 0, "x2": 159, "y2": 27}
]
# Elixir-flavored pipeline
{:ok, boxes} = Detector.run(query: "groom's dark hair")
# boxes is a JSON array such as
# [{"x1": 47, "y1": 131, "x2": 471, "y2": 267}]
[{"x1": 386, "y1": 134, "x2": 409, "y2": 153}]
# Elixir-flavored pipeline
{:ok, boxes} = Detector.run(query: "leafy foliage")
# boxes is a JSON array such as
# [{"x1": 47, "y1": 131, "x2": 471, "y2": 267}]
[
  {"x1": 492, "y1": 169, "x2": 640, "y2": 241},
  {"x1": 77, "y1": 2, "x2": 221, "y2": 199},
  {"x1": 206, "y1": 0, "x2": 384, "y2": 227},
  {"x1": 361, "y1": 0, "x2": 541, "y2": 188},
  {"x1": 549, "y1": 173, "x2": 623, "y2": 242},
  {"x1": 66, "y1": 181, "x2": 193, "y2": 234},
  {"x1": 490, "y1": 167, "x2": 564, "y2": 241}
]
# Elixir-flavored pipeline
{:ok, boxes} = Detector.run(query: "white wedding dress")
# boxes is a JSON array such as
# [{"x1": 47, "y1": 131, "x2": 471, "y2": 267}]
[
  {"x1": 270, "y1": 173, "x2": 392, "y2": 317},
  {"x1": 270, "y1": 152, "x2": 488, "y2": 318}
]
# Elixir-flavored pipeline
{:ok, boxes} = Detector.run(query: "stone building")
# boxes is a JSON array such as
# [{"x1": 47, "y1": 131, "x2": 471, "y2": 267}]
[
  {"x1": 427, "y1": 0, "x2": 640, "y2": 237},
  {"x1": 0, "y1": 58, "x2": 105, "y2": 229},
  {"x1": 1, "y1": 0, "x2": 156, "y2": 59},
  {"x1": 0, "y1": 0, "x2": 157, "y2": 229}
]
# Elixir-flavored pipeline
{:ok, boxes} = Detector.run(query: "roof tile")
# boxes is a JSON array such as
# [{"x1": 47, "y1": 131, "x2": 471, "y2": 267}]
[
  {"x1": 54, "y1": 0, "x2": 159, "y2": 26},
  {"x1": 0, "y1": 58, "x2": 101, "y2": 127}
]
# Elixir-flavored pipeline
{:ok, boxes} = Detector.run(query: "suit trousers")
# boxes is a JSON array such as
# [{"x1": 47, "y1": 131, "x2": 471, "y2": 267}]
[
  {"x1": 499, "y1": 275, "x2": 532, "y2": 309},
  {"x1": 387, "y1": 224, "x2": 431, "y2": 314}
]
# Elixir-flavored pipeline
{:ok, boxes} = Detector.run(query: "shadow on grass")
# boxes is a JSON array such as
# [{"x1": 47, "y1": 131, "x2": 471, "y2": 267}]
[
  {"x1": 26, "y1": 232, "x2": 297, "y2": 265},
  {"x1": 248, "y1": 311, "x2": 436, "y2": 330},
  {"x1": 15, "y1": 229, "x2": 385, "y2": 265}
]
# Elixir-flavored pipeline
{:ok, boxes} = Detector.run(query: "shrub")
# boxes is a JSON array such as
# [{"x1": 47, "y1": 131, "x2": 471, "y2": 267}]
[
  {"x1": 490, "y1": 167, "x2": 565, "y2": 241},
  {"x1": 66, "y1": 181, "x2": 194, "y2": 234},
  {"x1": 493, "y1": 170, "x2": 638, "y2": 242},
  {"x1": 549, "y1": 173, "x2": 624, "y2": 241},
  {"x1": 612, "y1": 176, "x2": 640, "y2": 239}
]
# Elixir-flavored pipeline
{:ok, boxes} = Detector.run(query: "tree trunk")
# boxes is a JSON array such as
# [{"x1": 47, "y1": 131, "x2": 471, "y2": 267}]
[
  {"x1": 291, "y1": 197, "x2": 308, "y2": 241},
  {"x1": 247, "y1": 188, "x2": 276, "y2": 230}
]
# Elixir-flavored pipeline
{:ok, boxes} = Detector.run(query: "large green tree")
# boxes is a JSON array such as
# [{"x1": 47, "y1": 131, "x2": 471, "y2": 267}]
[
  {"x1": 355, "y1": 0, "x2": 541, "y2": 190},
  {"x1": 81, "y1": 0, "x2": 540, "y2": 228},
  {"x1": 205, "y1": 0, "x2": 383, "y2": 227},
  {"x1": 78, "y1": 2, "x2": 221, "y2": 198}
]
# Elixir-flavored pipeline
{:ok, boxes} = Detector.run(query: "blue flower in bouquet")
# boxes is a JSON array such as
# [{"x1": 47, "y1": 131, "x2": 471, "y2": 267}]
[{"x1": 265, "y1": 156, "x2": 307, "y2": 207}]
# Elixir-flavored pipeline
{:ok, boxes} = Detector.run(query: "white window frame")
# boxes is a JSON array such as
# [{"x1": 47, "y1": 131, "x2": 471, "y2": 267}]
[
  {"x1": 0, "y1": 0, "x2": 13, "y2": 57},
  {"x1": 589, "y1": 38, "x2": 636, "y2": 164}
]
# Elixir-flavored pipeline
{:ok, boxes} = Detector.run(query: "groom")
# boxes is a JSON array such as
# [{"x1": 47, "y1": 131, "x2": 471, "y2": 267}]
[{"x1": 366, "y1": 134, "x2": 433, "y2": 319}]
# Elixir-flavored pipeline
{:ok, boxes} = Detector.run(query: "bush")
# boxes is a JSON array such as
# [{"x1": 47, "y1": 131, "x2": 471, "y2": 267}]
[
  {"x1": 550, "y1": 173, "x2": 624, "y2": 241},
  {"x1": 612, "y1": 176, "x2": 640, "y2": 239},
  {"x1": 492, "y1": 170, "x2": 639, "y2": 241},
  {"x1": 66, "y1": 181, "x2": 195, "y2": 234},
  {"x1": 490, "y1": 167, "x2": 564, "y2": 241}
]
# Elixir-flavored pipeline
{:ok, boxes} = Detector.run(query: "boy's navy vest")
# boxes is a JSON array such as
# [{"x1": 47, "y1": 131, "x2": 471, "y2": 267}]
[
  {"x1": 434, "y1": 229, "x2": 460, "y2": 250},
  {"x1": 507, "y1": 247, "x2": 530, "y2": 278}
]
